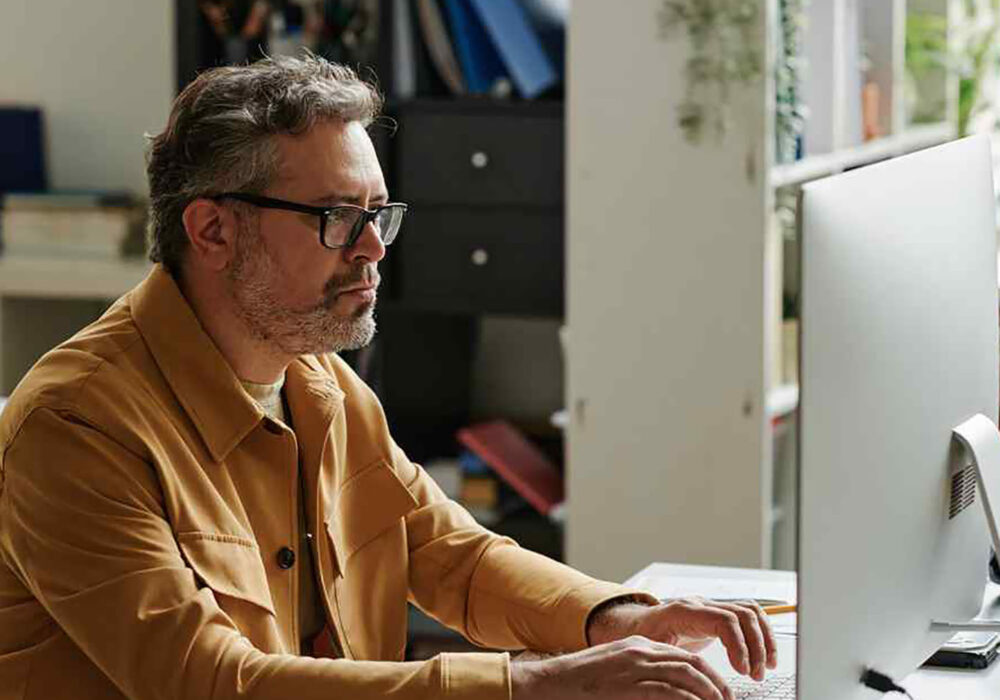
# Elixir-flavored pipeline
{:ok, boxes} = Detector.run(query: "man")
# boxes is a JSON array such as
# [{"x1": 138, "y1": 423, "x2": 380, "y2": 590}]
[{"x1": 0, "y1": 56, "x2": 776, "y2": 700}]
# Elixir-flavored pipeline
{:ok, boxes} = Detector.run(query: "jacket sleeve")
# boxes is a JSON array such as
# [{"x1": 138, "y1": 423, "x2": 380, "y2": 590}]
[
  {"x1": 0, "y1": 407, "x2": 510, "y2": 700},
  {"x1": 395, "y1": 446, "x2": 658, "y2": 653}
]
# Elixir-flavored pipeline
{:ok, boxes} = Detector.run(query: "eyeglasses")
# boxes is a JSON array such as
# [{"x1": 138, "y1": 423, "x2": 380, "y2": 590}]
[{"x1": 214, "y1": 192, "x2": 408, "y2": 249}]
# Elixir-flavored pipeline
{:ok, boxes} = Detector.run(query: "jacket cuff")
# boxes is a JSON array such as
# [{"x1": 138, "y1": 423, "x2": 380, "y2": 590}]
[
  {"x1": 553, "y1": 581, "x2": 660, "y2": 651},
  {"x1": 441, "y1": 652, "x2": 511, "y2": 700}
]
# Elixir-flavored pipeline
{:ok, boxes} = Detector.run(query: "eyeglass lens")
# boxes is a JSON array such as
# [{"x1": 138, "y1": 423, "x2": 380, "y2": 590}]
[{"x1": 324, "y1": 206, "x2": 405, "y2": 248}]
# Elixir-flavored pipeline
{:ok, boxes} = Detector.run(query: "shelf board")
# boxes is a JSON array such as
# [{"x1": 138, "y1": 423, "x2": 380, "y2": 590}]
[
  {"x1": 0, "y1": 256, "x2": 151, "y2": 299},
  {"x1": 770, "y1": 122, "x2": 956, "y2": 189},
  {"x1": 550, "y1": 385, "x2": 800, "y2": 434}
]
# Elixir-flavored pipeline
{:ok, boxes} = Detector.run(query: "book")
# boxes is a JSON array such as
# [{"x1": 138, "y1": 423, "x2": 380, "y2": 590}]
[
  {"x1": 519, "y1": 0, "x2": 567, "y2": 83},
  {"x1": 456, "y1": 420, "x2": 564, "y2": 517},
  {"x1": 441, "y1": 0, "x2": 509, "y2": 95},
  {"x1": 460, "y1": 475, "x2": 499, "y2": 507},
  {"x1": 466, "y1": 0, "x2": 557, "y2": 98},
  {"x1": 391, "y1": 0, "x2": 417, "y2": 99},
  {"x1": 416, "y1": 0, "x2": 467, "y2": 95},
  {"x1": 1, "y1": 205, "x2": 146, "y2": 259},
  {"x1": 0, "y1": 107, "x2": 46, "y2": 194}
]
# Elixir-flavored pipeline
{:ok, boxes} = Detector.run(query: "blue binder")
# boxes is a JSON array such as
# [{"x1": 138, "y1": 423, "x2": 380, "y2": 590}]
[
  {"x1": 466, "y1": 0, "x2": 557, "y2": 98},
  {"x1": 441, "y1": 0, "x2": 508, "y2": 95},
  {"x1": 0, "y1": 107, "x2": 46, "y2": 194}
]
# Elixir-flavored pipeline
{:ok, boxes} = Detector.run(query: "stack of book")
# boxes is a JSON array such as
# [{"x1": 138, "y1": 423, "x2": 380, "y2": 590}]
[
  {"x1": 390, "y1": 0, "x2": 564, "y2": 100},
  {"x1": 1, "y1": 192, "x2": 146, "y2": 260},
  {"x1": 457, "y1": 420, "x2": 564, "y2": 520},
  {"x1": 425, "y1": 454, "x2": 508, "y2": 526},
  {"x1": 457, "y1": 452, "x2": 502, "y2": 525}
]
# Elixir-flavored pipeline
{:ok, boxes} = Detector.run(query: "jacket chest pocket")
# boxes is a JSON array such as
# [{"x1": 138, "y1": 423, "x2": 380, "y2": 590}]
[
  {"x1": 177, "y1": 533, "x2": 277, "y2": 635},
  {"x1": 326, "y1": 460, "x2": 418, "y2": 659},
  {"x1": 328, "y1": 460, "x2": 419, "y2": 567}
]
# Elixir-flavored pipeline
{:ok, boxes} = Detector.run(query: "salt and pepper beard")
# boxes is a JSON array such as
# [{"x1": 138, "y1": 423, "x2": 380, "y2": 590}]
[{"x1": 227, "y1": 214, "x2": 377, "y2": 356}]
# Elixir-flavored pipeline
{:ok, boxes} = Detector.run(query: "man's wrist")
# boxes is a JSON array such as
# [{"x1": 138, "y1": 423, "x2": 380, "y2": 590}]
[{"x1": 585, "y1": 594, "x2": 655, "y2": 647}]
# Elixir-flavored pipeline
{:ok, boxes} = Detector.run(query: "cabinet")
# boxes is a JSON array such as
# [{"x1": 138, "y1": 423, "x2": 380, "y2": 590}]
[
  {"x1": 390, "y1": 100, "x2": 564, "y2": 317},
  {"x1": 373, "y1": 100, "x2": 565, "y2": 461}
]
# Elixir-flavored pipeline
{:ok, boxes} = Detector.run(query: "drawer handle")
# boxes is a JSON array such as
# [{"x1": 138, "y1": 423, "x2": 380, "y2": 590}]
[
  {"x1": 470, "y1": 151, "x2": 490, "y2": 169},
  {"x1": 471, "y1": 249, "x2": 489, "y2": 266}
]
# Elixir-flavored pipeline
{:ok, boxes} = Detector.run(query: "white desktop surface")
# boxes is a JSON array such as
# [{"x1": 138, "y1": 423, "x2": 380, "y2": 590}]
[{"x1": 625, "y1": 563, "x2": 1000, "y2": 698}]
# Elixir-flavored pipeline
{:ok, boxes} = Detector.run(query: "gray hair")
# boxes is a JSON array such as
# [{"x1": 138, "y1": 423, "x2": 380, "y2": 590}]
[{"x1": 145, "y1": 54, "x2": 383, "y2": 277}]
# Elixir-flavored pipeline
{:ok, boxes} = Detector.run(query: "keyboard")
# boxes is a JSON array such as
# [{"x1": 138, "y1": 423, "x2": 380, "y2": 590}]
[{"x1": 726, "y1": 672, "x2": 796, "y2": 699}]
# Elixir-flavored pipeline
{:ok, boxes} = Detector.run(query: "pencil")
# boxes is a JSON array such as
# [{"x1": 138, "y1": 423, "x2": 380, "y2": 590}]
[{"x1": 762, "y1": 604, "x2": 797, "y2": 615}]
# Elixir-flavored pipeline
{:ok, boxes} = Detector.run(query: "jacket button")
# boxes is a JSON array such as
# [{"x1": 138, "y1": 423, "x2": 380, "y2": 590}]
[{"x1": 276, "y1": 547, "x2": 296, "y2": 569}]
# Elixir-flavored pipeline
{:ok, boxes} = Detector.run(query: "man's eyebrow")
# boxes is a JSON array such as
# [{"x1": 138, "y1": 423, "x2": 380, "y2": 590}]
[{"x1": 309, "y1": 192, "x2": 390, "y2": 206}]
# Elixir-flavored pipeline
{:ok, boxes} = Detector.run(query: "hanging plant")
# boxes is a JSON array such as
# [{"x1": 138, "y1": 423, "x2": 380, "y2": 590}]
[
  {"x1": 775, "y1": 0, "x2": 807, "y2": 163},
  {"x1": 658, "y1": 0, "x2": 763, "y2": 144}
]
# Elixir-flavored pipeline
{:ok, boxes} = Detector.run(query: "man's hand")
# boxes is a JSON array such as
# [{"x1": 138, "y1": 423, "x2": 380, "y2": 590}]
[
  {"x1": 511, "y1": 635, "x2": 735, "y2": 700},
  {"x1": 587, "y1": 598, "x2": 778, "y2": 682}
]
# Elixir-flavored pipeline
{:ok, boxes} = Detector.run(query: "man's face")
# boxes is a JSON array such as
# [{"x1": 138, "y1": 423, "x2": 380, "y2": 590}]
[{"x1": 227, "y1": 120, "x2": 389, "y2": 356}]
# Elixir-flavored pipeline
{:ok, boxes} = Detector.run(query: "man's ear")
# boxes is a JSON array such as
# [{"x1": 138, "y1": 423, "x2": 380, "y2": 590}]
[{"x1": 182, "y1": 198, "x2": 238, "y2": 272}]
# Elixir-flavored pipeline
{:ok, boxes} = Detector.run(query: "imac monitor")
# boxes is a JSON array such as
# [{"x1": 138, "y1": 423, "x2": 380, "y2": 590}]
[{"x1": 797, "y1": 135, "x2": 999, "y2": 699}]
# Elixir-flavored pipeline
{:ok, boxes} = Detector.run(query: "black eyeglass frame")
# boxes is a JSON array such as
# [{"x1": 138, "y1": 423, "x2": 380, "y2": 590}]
[{"x1": 214, "y1": 192, "x2": 408, "y2": 249}]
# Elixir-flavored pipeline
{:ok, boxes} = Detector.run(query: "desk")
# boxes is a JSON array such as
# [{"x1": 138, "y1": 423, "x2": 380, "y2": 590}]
[{"x1": 625, "y1": 563, "x2": 1000, "y2": 699}]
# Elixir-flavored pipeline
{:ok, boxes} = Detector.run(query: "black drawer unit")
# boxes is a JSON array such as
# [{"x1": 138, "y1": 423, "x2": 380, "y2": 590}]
[
  {"x1": 397, "y1": 109, "x2": 563, "y2": 207},
  {"x1": 399, "y1": 208, "x2": 564, "y2": 317},
  {"x1": 389, "y1": 100, "x2": 564, "y2": 318},
  {"x1": 373, "y1": 100, "x2": 565, "y2": 463}
]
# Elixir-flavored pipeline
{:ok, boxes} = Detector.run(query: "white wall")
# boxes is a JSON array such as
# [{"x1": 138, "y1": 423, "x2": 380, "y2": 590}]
[{"x1": 0, "y1": 0, "x2": 175, "y2": 193}]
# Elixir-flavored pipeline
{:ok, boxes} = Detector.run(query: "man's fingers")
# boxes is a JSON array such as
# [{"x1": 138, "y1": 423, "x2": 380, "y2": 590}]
[
  {"x1": 637, "y1": 659, "x2": 732, "y2": 700},
  {"x1": 641, "y1": 662, "x2": 724, "y2": 700},
  {"x1": 718, "y1": 600, "x2": 778, "y2": 671},
  {"x1": 633, "y1": 643, "x2": 734, "y2": 700},
  {"x1": 738, "y1": 600, "x2": 778, "y2": 669},
  {"x1": 689, "y1": 607, "x2": 750, "y2": 676},
  {"x1": 634, "y1": 681, "x2": 706, "y2": 700},
  {"x1": 713, "y1": 603, "x2": 767, "y2": 680},
  {"x1": 634, "y1": 682, "x2": 702, "y2": 700},
  {"x1": 680, "y1": 651, "x2": 735, "y2": 700}
]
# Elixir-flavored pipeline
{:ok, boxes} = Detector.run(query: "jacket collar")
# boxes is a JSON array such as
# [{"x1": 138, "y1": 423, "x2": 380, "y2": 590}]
[{"x1": 130, "y1": 265, "x2": 344, "y2": 463}]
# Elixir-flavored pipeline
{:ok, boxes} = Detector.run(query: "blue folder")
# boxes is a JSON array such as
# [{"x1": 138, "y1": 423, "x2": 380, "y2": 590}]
[
  {"x1": 441, "y1": 0, "x2": 509, "y2": 95},
  {"x1": 0, "y1": 107, "x2": 46, "y2": 194},
  {"x1": 466, "y1": 0, "x2": 557, "y2": 98}
]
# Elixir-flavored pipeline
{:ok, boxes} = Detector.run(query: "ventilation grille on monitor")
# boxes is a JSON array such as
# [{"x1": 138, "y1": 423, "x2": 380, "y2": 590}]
[{"x1": 950, "y1": 464, "x2": 977, "y2": 519}]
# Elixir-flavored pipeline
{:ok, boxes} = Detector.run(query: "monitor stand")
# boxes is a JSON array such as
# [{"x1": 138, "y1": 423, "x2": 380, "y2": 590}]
[{"x1": 931, "y1": 413, "x2": 1000, "y2": 633}]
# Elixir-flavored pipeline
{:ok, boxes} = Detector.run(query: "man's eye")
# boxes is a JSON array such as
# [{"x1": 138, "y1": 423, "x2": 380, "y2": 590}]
[{"x1": 328, "y1": 209, "x2": 353, "y2": 226}]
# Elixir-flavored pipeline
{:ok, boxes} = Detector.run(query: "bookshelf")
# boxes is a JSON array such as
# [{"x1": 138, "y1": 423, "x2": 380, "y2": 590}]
[
  {"x1": 566, "y1": 0, "x2": 962, "y2": 581},
  {"x1": 0, "y1": 256, "x2": 149, "y2": 299},
  {"x1": 0, "y1": 257, "x2": 149, "y2": 395},
  {"x1": 770, "y1": 121, "x2": 953, "y2": 188}
]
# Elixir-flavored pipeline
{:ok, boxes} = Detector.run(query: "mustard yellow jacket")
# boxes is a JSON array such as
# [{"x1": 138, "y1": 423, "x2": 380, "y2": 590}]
[{"x1": 0, "y1": 266, "x2": 644, "y2": 700}]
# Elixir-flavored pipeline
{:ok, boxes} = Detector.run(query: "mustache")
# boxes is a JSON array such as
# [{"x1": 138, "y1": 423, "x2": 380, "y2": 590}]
[{"x1": 323, "y1": 265, "x2": 380, "y2": 297}]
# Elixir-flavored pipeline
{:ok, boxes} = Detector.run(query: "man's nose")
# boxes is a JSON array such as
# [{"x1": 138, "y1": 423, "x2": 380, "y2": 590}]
[{"x1": 345, "y1": 219, "x2": 386, "y2": 264}]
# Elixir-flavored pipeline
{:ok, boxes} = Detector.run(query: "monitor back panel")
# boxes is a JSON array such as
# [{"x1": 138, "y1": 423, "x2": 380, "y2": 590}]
[{"x1": 798, "y1": 135, "x2": 998, "y2": 700}]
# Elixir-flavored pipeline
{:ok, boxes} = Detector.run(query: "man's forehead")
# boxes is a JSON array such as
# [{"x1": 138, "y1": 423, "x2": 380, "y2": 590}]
[{"x1": 271, "y1": 121, "x2": 385, "y2": 201}]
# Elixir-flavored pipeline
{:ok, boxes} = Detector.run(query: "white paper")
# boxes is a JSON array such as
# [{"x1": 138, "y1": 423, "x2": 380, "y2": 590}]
[{"x1": 624, "y1": 563, "x2": 799, "y2": 634}]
